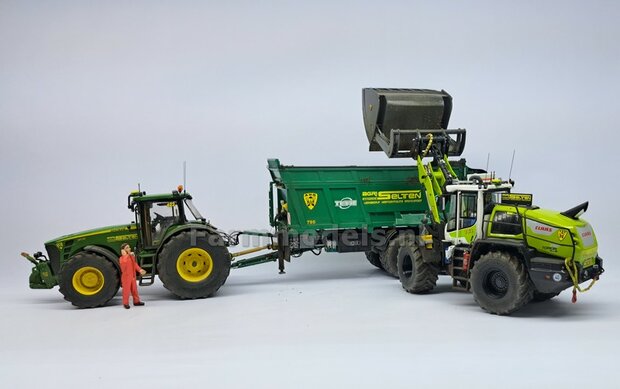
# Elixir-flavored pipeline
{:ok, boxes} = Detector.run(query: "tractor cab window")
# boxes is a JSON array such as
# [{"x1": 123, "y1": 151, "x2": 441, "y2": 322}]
[
  {"x1": 149, "y1": 201, "x2": 182, "y2": 244},
  {"x1": 184, "y1": 199, "x2": 204, "y2": 221},
  {"x1": 446, "y1": 192, "x2": 478, "y2": 232}
]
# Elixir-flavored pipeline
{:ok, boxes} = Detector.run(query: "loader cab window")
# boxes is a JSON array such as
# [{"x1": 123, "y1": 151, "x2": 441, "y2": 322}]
[
  {"x1": 483, "y1": 191, "x2": 509, "y2": 214},
  {"x1": 447, "y1": 192, "x2": 478, "y2": 232}
]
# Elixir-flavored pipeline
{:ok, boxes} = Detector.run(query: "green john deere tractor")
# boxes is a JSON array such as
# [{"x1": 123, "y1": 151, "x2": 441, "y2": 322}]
[{"x1": 22, "y1": 187, "x2": 231, "y2": 308}]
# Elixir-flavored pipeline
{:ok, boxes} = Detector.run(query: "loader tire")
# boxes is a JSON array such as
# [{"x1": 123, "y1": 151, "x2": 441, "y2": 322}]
[
  {"x1": 532, "y1": 291, "x2": 560, "y2": 302},
  {"x1": 365, "y1": 251, "x2": 383, "y2": 270},
  {"x1": 157, "y1": 231, "x2": 231, "y2": 299},
  {"x1": 397, "y1": 238, "x2": 438, "y2": 293},
  {"x1": 380, "y1": 234, "x2": 405, "y2": 278},
  {"x1": 59, "y1": 252, "x2": 120, "y2": 308},
  {"x1": 470, "y1": 251, "x2": 533, "y2": 315}
]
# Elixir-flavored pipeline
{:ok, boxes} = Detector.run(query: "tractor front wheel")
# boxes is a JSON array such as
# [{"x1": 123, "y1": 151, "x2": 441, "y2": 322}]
[
  {"x1": 157, "y1": 231, "x2": 231, "y2": 299},
  {"x1": 470, "y1": 251, "x2": 533, "y2": 315},
  {"x1": 59, "y1": 252, "x2": 120, "y2": 308}
]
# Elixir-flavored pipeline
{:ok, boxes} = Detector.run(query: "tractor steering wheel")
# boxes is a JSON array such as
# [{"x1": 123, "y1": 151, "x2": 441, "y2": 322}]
[{"x1": 152, "y1": 212, "x2": 164, "y2": 228}]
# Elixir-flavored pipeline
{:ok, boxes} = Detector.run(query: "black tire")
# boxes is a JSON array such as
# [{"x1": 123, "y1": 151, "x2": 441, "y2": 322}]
[
  {"x1": 470, "y1": 251, "x2": 533, "y2": 315},
  {"x1": 397, "y1": 237, "x2": 439, "y2": 293},
  {"x1": 59, "y1": 252, "x2": 120, "y2": 308},
  {"x1": 532, "y1": 291, "x2": 561, "y2": 302},
  {"x1": 157, "y1": 231, "x2": 231, "y2": 299},
  {"x1": 365, "y1": 251, "x2": 383, "y2": 270},
  {"x1": 380, "y1": 234, "x2": 404, "y2": 278}
]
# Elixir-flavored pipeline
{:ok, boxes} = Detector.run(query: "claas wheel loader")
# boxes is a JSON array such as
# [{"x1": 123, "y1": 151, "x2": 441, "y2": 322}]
[{"x1": 363, "y1": 88, "x2": 604, "y2": 314}]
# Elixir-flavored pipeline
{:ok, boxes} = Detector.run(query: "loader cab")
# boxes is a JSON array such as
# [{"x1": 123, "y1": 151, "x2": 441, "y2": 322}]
[{"x1": 444, "y1": 181, "x2": 513, "y2": 244}]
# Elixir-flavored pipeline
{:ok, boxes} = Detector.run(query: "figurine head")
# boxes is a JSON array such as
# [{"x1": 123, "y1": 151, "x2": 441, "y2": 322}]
[{"x1": 120, "y1": 243, "x2": 131, "y2": 255}]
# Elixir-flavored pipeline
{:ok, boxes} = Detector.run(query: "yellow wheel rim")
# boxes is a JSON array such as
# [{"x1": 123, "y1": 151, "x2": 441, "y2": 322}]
[
  {"x1": 72, "y1": 266, "x2": 105, "y2": 296},
  {"x1": 176, "y1": 248, "x2": 213, "y2": 282}
]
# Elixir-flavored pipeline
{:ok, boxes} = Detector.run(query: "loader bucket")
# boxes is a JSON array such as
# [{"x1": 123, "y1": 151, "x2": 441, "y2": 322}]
[{"x1": 362, "y1": 88, "x2": 466, "y2": 158}]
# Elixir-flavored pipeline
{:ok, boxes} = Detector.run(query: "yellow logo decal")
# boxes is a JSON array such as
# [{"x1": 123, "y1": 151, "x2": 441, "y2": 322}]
[
  {"x1": 361, "y1": 190, "x2": 422, "y2": 205},
  {"x1": 558, "y1": 230, "x2": 568, "y2": 241},
  {"x1": 107, "y1": 233, "x2": 138, "y2": 243},
  {"x1": 304, "y1": 193, "x2": 318, "y2": 210}
]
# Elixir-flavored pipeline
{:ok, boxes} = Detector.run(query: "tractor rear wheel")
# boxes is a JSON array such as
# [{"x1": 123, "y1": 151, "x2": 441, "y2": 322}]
[
  {"x1": 365, "y1": 251, "x2": 383, "y2": 270},
  {"x1": 157, "y1": 231, "x2": 231, "y2": 299},
  {"x1": 59, "y1": 252, "x2": 120, "y2": 308},
  {"x1": 470, "y1": 251, "x2": 533, "y2": 315},
  {"x1": 397, "y1": 237, "x2": 438, "y2": 293}
]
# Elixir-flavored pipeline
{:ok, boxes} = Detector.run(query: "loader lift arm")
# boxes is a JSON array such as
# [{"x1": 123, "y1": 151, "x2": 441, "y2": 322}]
[{"x1": 363, "y1": 88, "x2": 467, "y2": 222}]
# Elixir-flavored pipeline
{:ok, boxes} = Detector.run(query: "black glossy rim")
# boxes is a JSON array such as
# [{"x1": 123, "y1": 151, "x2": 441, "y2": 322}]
[
  {"x1": 482, "y1": 269, "x2": 509, "y2": 299},
  {"x1": 401, "y1": 254, "x2": 413, "y2": 279}
]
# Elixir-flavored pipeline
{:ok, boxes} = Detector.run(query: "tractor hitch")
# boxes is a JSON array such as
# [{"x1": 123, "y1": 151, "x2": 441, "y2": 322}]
[{"x1": 20, "y1": 252, "x2": 57, "y2": 289}]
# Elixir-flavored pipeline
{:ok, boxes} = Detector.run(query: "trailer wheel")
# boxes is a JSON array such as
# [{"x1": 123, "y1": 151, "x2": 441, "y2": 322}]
[
  {"x1": 59, "y1": 252, "x2": 120, "y2": 308},
  {"x1": 365, "y1": 251, "x2": 383, "y2": 270},
  {"x1": 397, "y1": 238, "x2": 438, "y2": 293},
  {"x1": 157, "y1": 231, "x2": 231, "y2": 299},
  {"x1": 532, "y1": 291, "x2": 560, "y2": 302},
  {"x1": 470, "y1": 251, "x2": 533, "y2": 315},
  {"x1": 380, "y1": 235, "x2": 404, "y2": 277}
]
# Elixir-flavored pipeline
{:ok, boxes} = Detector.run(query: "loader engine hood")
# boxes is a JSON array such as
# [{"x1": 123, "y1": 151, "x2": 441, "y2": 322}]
[{"x1": 523, "y1": 207, "x2": 598, "y2": 265}]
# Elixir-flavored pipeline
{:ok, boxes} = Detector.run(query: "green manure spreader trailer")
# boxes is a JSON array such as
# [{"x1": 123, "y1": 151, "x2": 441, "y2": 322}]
[{"x1": 21, "y1": 88, "x2": 603, "y2": 315}]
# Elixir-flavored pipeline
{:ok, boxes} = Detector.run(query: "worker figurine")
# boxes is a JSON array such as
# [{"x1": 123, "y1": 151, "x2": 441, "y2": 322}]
[{"x1": 119, "y1": 243, "x2": 147, "y2": 309}]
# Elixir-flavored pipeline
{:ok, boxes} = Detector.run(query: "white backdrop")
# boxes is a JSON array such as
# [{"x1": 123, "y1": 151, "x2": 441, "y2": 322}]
[{"x1": 1, "y1": 1, "x2": 618, "y2": 388}]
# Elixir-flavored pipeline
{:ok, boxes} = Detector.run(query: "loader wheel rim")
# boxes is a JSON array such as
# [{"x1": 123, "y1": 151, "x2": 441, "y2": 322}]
[
  {"x1": 176, "y1": 248, "x2": 213, "y2": 282},
  {"x1": 482, "y1": 269, "x2": 509, "y2": 299},
  {"x1": 401, "y1": 254, "x2": 413, "y2": 279},
  {"x1": 72, "y1": 266, "x2": 105, "y2": 296}
]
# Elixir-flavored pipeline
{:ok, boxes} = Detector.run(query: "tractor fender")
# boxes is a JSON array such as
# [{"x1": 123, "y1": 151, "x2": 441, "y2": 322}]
[
  {"x1": 83, "y1": 245, "x2": 121, "y2": 271},
  {"x1": 470, "y1": 238, "x2": 531, "y2": 269},
  {"x1": 156, "y1": 224, "x2": 223, "y2": 258}
]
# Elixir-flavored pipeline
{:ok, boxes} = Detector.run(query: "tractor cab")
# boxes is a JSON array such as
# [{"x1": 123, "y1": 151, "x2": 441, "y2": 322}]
[
  {"x1": 126, "y1": 186, "x2": 211, "y2": 286},
  {"x1": 128, "y1": 186, "x2": 205, "y2": 249}
]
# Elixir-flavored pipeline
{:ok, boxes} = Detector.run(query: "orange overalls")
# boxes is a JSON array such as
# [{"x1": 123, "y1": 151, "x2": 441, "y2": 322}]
[{"x1": 119, "y1": 254, "x2": 143, "y2": 305}]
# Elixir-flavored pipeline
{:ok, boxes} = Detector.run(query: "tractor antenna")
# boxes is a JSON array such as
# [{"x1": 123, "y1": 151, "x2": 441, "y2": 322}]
[
  {"x1": 183, "y1": 161, "x2": 187, "y2": 193},
  {"x1": 485, "y1": 153, "x2": 490, "y2": 173},
  {"x1": 509, "y1": 149, "x2": 516, "y2": 180}
]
